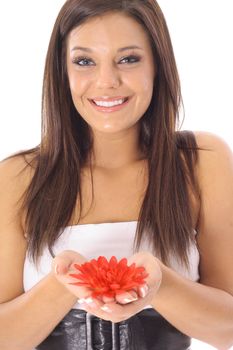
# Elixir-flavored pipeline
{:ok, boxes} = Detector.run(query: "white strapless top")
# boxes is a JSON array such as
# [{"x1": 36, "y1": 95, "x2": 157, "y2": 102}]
[{"x1": 23, "y1": 221, "x2": 200, "y2": 309}]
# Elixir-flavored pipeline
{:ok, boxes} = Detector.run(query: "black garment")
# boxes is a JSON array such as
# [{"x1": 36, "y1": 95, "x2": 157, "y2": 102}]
[{"x1": 36, "y1": 308, "x2": 191, "y2": 350}]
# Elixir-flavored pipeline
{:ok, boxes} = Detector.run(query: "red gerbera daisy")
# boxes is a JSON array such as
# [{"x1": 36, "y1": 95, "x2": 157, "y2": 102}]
[{"x1": 69, "y1": 256, "x2": 149, "y2": 298}]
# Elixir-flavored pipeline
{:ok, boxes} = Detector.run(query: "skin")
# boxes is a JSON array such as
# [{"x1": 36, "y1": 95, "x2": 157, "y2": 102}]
[
  {"x1": 66, "y1": 12, "x2": 156, "y2": 168},
  {"x1": 0, "y1": 11, "x2": 232, "y2": 350}
]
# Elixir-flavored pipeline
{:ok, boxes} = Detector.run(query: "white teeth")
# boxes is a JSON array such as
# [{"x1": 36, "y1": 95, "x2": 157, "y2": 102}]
[{"x1": 93, "y1": 98, "x2": 126, "y2": 107}]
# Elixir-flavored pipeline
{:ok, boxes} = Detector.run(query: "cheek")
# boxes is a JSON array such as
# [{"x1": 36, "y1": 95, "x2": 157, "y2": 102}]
[
  {"x1": 140, "y1": 67, "x2": 155, "y2": 94},
  {"x1": 69, "y1": 73, "x2": 91, "y2": 99},
  {"x1": 136, "y1": 71, "x2": 154, "y2": 111},
  {"x1": 126, "y1": 67, "x2": 154, "y2": 97},
  {"x1": 132, "y1": 69, "x2": 154, "y2": 113}
]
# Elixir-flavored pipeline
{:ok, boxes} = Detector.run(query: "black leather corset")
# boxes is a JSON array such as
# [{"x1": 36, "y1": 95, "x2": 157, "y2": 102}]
[{"x1": 36, "y1": 308, "x2": 191, "y2": 350}]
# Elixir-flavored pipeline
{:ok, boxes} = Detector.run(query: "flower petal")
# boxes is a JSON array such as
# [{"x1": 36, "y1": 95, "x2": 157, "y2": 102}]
[{"x1": 69, "y1": 256, "x2": 149, "y2": 298}]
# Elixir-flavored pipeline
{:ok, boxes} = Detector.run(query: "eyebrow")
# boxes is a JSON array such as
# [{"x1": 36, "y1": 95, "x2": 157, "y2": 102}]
[{"x1": 71, "y1": 45, "x2": 143, "y2": 52}]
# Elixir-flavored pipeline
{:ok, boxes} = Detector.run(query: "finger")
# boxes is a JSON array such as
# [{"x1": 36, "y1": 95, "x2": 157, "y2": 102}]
[
  {"x1": 102, "y1": 295, "x2": 115, "y2": 303},
  {"x1": 137, "y1": 284, "x2": 149, "y2": 298},
  {"x1": 101, "y1": 296, "x2": 146, "y2": 317},
  {"x1": 115, "y1": 290, "x2": 138, "y2": 304},
  {"x1": 52, "y1": 250, "x2": 86, "y2": 275},
  {"x1": 100, "y1": 300, "x2": 138, "y2": 318},
  {"x1": 78, "y1": 299, "x2": 114, "y2": 321},
  {"x1": 78, "y1": 296, "x2": 104, "y2": 310}
]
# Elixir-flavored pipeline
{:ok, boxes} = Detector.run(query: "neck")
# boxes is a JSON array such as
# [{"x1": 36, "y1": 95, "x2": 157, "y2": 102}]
[{"x1": 89, "y1": 124, "x2": 145, "y2": 169}]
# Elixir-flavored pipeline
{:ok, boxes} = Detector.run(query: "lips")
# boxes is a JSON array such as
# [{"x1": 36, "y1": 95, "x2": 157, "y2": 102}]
[
  {"x1": 88, "y1": 96, "x2": 131, "y2": 112},
  {"x1": 90, "y1": 96, "x2": 129, "y2": 102},
  {"x1": 91, "y1": 97, "x2": 129, "y2": 105},
  {"x1": 92, "y1": 98, "x2": 129, "y2": 108}
]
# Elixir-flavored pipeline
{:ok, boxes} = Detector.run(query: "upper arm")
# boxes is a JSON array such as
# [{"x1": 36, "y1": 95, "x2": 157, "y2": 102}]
[
  {"x1": 0, "y1": 156, "x2": 30, "y2": 303},
  {"x1": 195, "y1": 132, "x2": 233, "y2": 295}
]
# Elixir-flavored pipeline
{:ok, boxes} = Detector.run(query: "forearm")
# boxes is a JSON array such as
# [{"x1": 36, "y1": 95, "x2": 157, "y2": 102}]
[
  {"x1": 0, "y1": 273, "x2": 77, "y2": 350},
  {"x1": 151, "y1": 264, "x2": 233, "y2": 350}
]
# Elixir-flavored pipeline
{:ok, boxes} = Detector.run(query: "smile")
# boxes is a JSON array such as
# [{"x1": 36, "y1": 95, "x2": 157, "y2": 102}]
[{"x1": 89, "y1": 97, "x2": 130, "y2": 112}]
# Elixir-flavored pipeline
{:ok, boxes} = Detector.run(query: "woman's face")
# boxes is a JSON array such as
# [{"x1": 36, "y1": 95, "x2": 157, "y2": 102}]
[{"x1": 66, "y1": 12, "x2": 155, "y2": 134}]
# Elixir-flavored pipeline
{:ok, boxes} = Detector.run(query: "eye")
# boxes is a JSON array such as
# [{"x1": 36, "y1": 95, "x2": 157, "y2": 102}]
[
  {"x1": 119, "y1": 55, "x2": 141, "y2": 64},
  {"x1": 73, "y1": 57, "x2": 92, "y2": 67},
  {"x1": 72, "y1": 55, "x2": 141, "y2": 67}
]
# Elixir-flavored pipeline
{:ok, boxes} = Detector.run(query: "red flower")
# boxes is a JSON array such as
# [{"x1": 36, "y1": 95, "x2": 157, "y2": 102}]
[{"x1": 69, "y1": 256, "x2": 149, "y2": 298}]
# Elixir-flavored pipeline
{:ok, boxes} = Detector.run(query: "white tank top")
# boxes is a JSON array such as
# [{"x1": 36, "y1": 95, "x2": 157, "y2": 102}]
[{"x1": 23, "y1": 221, "x2": 200, "y2": 309}]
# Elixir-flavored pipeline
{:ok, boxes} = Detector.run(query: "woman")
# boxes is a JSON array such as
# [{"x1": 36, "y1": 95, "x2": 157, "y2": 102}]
[{"x1": 0, "y1": 0, "x2": 232, "y2": 349}]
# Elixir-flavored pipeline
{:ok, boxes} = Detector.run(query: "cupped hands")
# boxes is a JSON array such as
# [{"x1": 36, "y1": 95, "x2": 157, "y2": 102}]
[{"x1": 51, "y1": 250, "x2": 162, "y2": 323}]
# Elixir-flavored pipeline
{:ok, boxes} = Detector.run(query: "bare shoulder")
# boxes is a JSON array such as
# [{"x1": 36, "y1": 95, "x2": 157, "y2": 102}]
[
  {"x1": 194, "y1": 130, "x2": 233, "y2": 160},
  {"x1": 192, "y1": 132, "x2": 233, "y2": 294},
  {"x1": 0, "y1": 154, "x2": 35, "y2": 209},
  {"x1": 0, "y1": 153, "x2": 36, "y2": 302},
  {"x1": 0, "y1": 152, "x2": 36, "y2": 178},
  {"x1": 0, "y1": 153, "x2": 37, "y2": 229},
  {"x1": 194, "y1": 130, "x2": 233, "y2": 197}
]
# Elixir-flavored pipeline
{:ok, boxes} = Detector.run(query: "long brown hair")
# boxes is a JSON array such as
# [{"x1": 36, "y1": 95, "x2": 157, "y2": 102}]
[{"x1": 3, "y1": 0, "x2": 200, "y2": 267}]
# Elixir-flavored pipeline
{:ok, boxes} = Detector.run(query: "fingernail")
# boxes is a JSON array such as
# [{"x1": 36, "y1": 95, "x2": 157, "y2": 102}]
[
  {"x1": 54, "y1": 264, "x2": 59, "y2": 275},
  {"x1": 80, "y1": 297, "x2": 98, "y2": 309},
  {"x1": 123, "y1": 296, "x2": 138, "y2": 303},
  {"x1": 141, "y1": 285, "x2": 149, "y2": 298},
  {"x1": 77, "y1": 297, "x2": 93, "y2": 305},
  {"x1": 122, "y1": 291, "x2": 138, "y2": 303},
  {"x1": 78, "y1": 299, "x2": 97, "y2": 309},
  {"x1": 101, "y1": 305, "x2": 112, "y2": 313},
  {"x1": 77, "y1": 298, "x2": 86, "y2": 304},
  {"x1": 131, "y1": 291, "x2": 139, "y2": 299},
  {"x1": 84, "y1": 297, "x2": 94, "y2": 304}
]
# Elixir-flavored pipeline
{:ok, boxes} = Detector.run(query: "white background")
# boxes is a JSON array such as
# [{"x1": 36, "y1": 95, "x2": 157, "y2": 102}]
[{"x1": 0, "y1": 1, "x2": 232, "y2": 349}]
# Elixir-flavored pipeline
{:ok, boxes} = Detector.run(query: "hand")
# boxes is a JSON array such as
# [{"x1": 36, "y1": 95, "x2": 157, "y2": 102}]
[
  {"x1": 77, "y1": 251, "x2": 162, "y2": 323},
  {"x1": 51, "y1": 250, "x2": 96, "y2": 301}
]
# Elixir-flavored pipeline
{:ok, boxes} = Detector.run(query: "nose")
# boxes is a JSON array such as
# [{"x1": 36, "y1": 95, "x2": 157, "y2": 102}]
[{"x1": 95, "y1": 64, "x2": 121, "y2": 89}]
